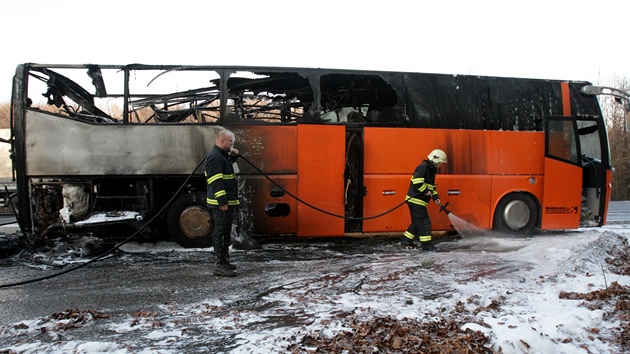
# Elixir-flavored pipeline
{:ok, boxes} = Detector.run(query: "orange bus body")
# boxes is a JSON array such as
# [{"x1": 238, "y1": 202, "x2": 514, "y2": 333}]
[{"x1": 236, "y1": 125, "x2": 586, "y2": 237}]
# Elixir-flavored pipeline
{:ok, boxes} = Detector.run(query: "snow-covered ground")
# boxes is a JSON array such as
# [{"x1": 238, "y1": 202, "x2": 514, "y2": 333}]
[{"x1": 1, "y1": 225, "x2": 629, "y2": 353}]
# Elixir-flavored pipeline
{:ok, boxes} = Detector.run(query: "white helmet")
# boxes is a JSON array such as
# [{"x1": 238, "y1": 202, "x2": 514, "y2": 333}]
[{"x1": 428, "y1": 149, "x2": 447, "y2": 164}]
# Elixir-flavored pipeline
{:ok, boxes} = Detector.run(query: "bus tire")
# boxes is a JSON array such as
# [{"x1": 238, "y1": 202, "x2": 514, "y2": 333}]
[
  {"x1": 493, "y1": 193, "x2": 538, "y2": 235},
  {"x1": 166, "y1": 192, "x2": 214, "y2": 248}
]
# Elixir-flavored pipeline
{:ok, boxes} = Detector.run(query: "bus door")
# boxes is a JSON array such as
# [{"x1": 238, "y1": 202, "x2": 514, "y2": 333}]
[
  {"x1": 541, "y1": 117, "x2": 582, "y2": 229},
  {"x1": 576, "y1": 117, "x2": 611, "y2": 226},
  {"x1": 296, "y1": 125, "x2": 346, "y2": 236},
  {"x1": 359, "y1": 127, "x2": 458, "y2": 233},
  {"x1": 360, "y1": 127, "x2": 420, "y2": 233}
]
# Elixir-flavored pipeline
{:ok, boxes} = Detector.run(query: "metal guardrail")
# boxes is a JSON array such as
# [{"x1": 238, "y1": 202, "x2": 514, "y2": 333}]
[{"x1": 0, "y1": 183, "x2": 17, "y2": 215}]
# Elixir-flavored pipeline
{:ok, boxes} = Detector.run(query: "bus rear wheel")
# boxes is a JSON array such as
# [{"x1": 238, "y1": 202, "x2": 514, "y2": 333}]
[
  {"x1": 166, "y1": 192, "x2": 214, "y2": 248},
  {"x1": 493, "y1": 193, "x2": 538, "y2": 235}
]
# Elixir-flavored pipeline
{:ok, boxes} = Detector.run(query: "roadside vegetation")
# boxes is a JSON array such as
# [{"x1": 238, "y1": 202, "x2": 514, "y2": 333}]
[
  {"x1": 0, "y1": 101, "x2": 8, "y2": 128},
  {"x1": 600, "y1": 75, "x2": 630, "y2": 201}
]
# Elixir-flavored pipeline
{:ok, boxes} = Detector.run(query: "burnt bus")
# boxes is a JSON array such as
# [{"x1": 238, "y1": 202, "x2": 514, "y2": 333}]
[{"x1": 9, "y1": 64, "x2": 612, "y2": 247}]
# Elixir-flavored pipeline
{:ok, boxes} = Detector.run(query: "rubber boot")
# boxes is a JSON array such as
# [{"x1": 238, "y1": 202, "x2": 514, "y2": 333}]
[
  {"x1": 223, "y1": 249, "x2": 236, "y2": 270},
  {"x1": 212, "y1": 253, "x2": 236, "y2": 277},
  {"x1": 401, "y1": 236, "x2": 418, "y2": 249},
  {"x1": 420, "y1": 241, "x2": 437, "y2": 252}
]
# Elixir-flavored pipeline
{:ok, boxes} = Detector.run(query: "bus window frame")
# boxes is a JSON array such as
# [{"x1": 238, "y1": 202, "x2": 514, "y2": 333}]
[{"x1": 545, "y1": 116, "x2": 582, "y2": 166}]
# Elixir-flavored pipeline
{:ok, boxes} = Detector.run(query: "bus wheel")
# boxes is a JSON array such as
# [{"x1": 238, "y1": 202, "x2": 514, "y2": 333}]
[
  {"x1": 166, "y1": 192, "x2": 213, "y2": 248},
  {"x1": 493, "y1": 193, "x2": 538, "y2": 235}
]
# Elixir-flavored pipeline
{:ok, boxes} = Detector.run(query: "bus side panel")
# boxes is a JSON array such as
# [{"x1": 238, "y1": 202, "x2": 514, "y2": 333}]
[
  {"x1": 240, "y1": 175, "x2": 298, "y2": 234},
  {"x1": 540, "y1": 158, "x2": 582, "y2": 229},
  {"x1": 297, "y1": 125, "x2": 345, "y2": 237},
  {"x1": 362, "y1": 174, "x2": 409, "y2": 232},
  {"x1": 362, "y1": 127, "x2": 447, "y2": 233},
  {"x1": 362, "y1": 175, "x2": 492, "y2": 232},
  {"x1": 25, "y1": 111, "x2": 219, "y2": 176},
  {"x1": 363, "y1": 128, "x2": 491, "y2": 232},
  {"x1": 363, "y1": 127, "x2": 490, "y2": 175},
  {"x1": 363, "y1": 128, "x2": 547, "y2": 233},
  {"x1": 232, "y1": 126, "x2": 299, "y2": 174},
  {"x1": 362, "y1": 129, "x2": 543, "y2": 176},
  {"x1": 436, "y1": 175, "x2": 493, "y2": 230},
  {"x1": 446, "y1": 130, "x2": 491, "y2": 175},
  {"x1": 25, "y1": 113, "x2": 301, "y2": 176},
  {"x1": 488, "y1": 131, "x2": 545, "y2": 175},
  {"x1": 234, "y1": 126, "x2": 299, "y2": 235}
]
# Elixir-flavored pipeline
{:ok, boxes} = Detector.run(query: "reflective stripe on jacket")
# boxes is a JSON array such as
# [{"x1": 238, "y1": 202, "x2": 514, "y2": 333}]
[
  {"x1": 405, "y1": 159, "x2": 438, "y2": 206},
  {"x1": 205, "y1": 145, "x2": 240, "y2": 208}
]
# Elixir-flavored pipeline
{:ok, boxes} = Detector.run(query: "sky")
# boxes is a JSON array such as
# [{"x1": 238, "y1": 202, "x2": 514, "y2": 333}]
[
  {"x1": 1, "y1": 224, "x2": 629, "y2": 352},
  {"x1": 1, "y1": 0, "x2": 629, "y2": 102}
]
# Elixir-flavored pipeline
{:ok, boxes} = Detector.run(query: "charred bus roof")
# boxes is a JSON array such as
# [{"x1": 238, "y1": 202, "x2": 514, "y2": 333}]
[{"x1": 15, "y1": 63, "x2": 601, "y2": 131}]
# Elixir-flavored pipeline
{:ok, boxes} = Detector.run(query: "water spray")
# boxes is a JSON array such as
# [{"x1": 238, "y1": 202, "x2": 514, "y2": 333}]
[{"x1": 436, "y1": 201, "x2": 483, "y2": 237}]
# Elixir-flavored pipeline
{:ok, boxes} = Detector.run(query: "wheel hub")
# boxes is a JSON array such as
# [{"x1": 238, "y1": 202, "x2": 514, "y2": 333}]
[
  {"x1": 503, "y1": 200, "x2": 530, "y2": 230},
  {"x1": 178, "y1": 206, "x2": 212, "y2": 239}
]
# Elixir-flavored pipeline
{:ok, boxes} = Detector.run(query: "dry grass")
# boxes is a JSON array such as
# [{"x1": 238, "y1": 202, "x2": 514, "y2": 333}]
[
  {"x1": 0, "y1": 99, "x2": 217, "y2": 128},
  {"x1": 0, "y1": 102, "x2": 9, "y2": 129}
]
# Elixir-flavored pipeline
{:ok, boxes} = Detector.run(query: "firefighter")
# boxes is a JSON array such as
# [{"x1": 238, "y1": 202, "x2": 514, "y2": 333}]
[
  {"x1": 205, "y1": 130, "x2": 241, "y2": 276},
  {"x1": 401, "y1": 149, "x2": 447, "y2": 251}
]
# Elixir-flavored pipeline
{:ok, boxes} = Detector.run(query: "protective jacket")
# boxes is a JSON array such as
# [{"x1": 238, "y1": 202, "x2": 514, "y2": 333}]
[
  {"x1": 405, "y1": 159, "x2": 439, "y2": 206},
  {"x1": 205, "y1": 145, "x2": 240, "y2": 209}
]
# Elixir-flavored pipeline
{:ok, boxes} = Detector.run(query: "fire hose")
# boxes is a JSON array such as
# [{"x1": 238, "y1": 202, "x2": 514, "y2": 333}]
[
  {"x1": 0, "y1": 157, "x2": 206, "y2": 289},
  {"x1": 237, "y1": 154, "x2": 412, "y2": 220},
  {"x1": 1, "y1": 153, "x2": 445, "y2": 288}
]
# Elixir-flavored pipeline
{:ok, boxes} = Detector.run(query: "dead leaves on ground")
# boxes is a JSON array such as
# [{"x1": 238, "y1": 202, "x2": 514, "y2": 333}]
[
  {"x1": 4, "y1": 308, "x2": 110, "y2": 340},
  {"x1": 560, "y1": 281, "x2": 630, "y2": 347},
  {"x1": 42, "y1": 309, "x2": 109, "y2": 332},
  {"x1": 290, "y1": 314, "x2": 493, "y2": 354},
  {"x1": 558, "y1": 236, "x2": 630, "y2": 349}
]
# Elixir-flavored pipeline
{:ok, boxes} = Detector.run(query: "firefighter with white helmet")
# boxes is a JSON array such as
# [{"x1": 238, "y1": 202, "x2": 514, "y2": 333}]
[
  {"x1": 427, "y1": 149, "x2": 447, "y2": 165},
  {"x1": 401, "y1": 149, "x2": 447, "y2": 251}
]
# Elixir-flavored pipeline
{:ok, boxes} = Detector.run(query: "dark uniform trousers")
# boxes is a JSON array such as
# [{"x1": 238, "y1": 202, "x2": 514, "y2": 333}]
[
  {"x1": 402, "y1": 203, "x2": 432, "y2": 246},
  {"x1": 210, "y1": 208, "x2": 234, "y2": 261}
]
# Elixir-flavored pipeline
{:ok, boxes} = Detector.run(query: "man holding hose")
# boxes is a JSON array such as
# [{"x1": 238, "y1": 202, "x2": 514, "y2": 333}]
[{"x1": 401, "y1": 149, "x2": 447, "y2": 251}]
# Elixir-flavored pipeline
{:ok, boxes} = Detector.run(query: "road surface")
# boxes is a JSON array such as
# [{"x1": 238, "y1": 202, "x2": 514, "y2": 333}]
[{"x1": 0, "y1": 201, "x2": 628, "y2": 352}]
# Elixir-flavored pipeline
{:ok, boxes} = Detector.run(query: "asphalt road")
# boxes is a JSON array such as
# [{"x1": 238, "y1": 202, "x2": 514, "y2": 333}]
[
  {"x1": 606, "y1": 200, "x2": 630, "y2": 224},
  {"x1": 0, "y1": 237, "x2": 403, "y2": 327},
  {"x1": 0, "y1": 201, "x2": 628, "y2": 326}
]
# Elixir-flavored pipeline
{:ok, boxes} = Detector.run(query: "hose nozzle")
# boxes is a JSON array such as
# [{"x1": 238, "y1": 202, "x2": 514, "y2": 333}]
[{"x1": 437, "y1": 201, "x2": 451, "y2": 215}]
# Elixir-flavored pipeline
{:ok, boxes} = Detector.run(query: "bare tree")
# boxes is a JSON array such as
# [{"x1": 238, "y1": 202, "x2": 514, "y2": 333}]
[{"x1": 601, "y1": 75, "x2": 630, "y2": 201}]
